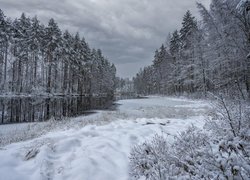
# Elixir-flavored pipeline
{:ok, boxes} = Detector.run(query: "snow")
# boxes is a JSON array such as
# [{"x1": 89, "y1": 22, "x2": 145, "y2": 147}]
[
  {"x1": 0, "y1": 96, "x2": 210, "y2": 180},
  {"x1": 237, "y1": 0, "x2": 249, "y2": 13}
]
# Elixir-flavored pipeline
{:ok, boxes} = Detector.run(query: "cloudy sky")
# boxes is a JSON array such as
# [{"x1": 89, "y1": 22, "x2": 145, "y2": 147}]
[{"x1": 0, "y1": 0, "x2": 210, "y2": 78}]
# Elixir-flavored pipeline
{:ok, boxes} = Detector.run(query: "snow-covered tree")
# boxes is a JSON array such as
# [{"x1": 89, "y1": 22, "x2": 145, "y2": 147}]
[
  {"x1": 0, "y1": 10, "x2": 116, "y2": 96},
  {"x1": 134, "y1": 0, "x2": 250, "y2": 99}
]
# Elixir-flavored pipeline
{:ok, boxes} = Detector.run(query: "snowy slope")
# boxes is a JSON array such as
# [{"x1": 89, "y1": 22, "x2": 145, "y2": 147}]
[{"x1": 0, "y1": 97, "x2": 210, "y2": 180}]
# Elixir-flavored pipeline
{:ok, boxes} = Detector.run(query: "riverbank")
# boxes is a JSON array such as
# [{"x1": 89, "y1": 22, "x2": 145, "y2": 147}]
[
  {"x1": 0, "y1": 96, "x2": 114, "y2": 124},
  {"x1": 0, "y1": 92, "x2": 113, "y2": 98}
]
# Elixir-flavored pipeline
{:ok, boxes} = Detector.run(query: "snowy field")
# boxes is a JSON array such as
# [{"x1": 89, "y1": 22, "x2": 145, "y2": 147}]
[{"x1": 0, "y1": 96, "x2": 210, "y2": 180}]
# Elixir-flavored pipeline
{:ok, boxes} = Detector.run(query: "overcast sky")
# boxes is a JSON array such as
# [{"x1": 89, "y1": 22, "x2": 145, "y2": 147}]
[{"x1": 0, "y1": 0, "x2": 210, "y2": 78}]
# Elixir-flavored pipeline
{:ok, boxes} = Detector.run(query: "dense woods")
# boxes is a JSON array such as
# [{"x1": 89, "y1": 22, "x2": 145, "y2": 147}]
[
  {"x1": 134, "y1": 0, "x2": 250, "y2": 99},
  {"x1": 0, "y1": 10, "x2": 116, "y2": 96}
]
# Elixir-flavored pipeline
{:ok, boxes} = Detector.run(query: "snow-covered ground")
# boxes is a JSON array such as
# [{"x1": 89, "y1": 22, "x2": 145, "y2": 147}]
[{"x1": 0, "y1": 96, "x2": 210, "y2": 180}]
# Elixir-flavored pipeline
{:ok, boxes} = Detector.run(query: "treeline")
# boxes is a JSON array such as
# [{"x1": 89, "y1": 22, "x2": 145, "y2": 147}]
[
  {"x1": 0, "y1": 9, "x2": 116, "y2": 96},
  {"x1": 134, "y1": 0, "x2": 250, "y2": 99}
]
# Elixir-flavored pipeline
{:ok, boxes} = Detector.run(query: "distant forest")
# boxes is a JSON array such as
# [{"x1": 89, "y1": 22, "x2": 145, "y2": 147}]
[
  {"x1": 0, "y1": 10, "x2": 116, "y2": 96},
  {"x1": 133, "y1": 0, "x2": 250, "y2": 99}
]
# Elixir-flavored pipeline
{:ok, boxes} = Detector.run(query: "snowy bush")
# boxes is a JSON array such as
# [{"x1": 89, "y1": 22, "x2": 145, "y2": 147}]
[
  {"x1": 129, "y1": 127, "x2": 209, "y2": 180},
  {"x1": 170, "y1": 126, "x2": 209, "y2": 178},
  {"x1": 129, "y1": 135, "x2": 170, "y2": 180},
  {"x1": 203, "y1": 96, "x2": 250, "y2": 179},
  {"x1": 129, "y1": 97, "x2": 250, "y2": 179}
]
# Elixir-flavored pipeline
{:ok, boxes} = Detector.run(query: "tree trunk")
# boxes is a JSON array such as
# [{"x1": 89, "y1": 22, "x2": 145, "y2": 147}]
[
  {"x1": 3, "y1": 42, "x2": 8, "y2": 91},
  {"x1": 47, "y1": 52, "x2": 52, "y2": 93},
  {"x1": 17, "y1": 59, "x2": 22, "y2": 93}
]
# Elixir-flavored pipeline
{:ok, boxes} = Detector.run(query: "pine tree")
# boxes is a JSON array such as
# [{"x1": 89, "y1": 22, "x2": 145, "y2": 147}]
[
  {"x1": 44, "y1": 18, "x2": 62, "y2": 93},
  {"x1": 62, "y1": 30, "x2": 73, "y2": 94},
  {"x1": 0, "y1": 9, "x2": 11, "y2": 91},
  {"x1": 179, "y1": 11, "x2": 198, "y2": 93},
  {"x1": 29, "y1": 16, "x2": 42, "y2": 88},
  {"x1": 180, "y1": 10, "x2": 197, "y2": 49},
  {"x1": 80, "y1": 37, "x2": 92, "y2": 94},
  {"x1": 13, "y1": 13, "x2": 32, "y2": 93},
  {"x1": 169, "y1": 30, "x2": 180, "y2": 58}
]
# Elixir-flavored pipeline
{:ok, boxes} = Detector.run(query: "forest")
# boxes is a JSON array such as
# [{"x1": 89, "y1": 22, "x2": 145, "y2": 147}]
[
  {"x1": 133, "y1": 0, "x2": 250, "y2": 99},
  {"x1": 0, "y1": 10, "x2": 116, "y2": 96},
  {"x1": 0, "y1": 0, "x2": 250, "y2": 180}
]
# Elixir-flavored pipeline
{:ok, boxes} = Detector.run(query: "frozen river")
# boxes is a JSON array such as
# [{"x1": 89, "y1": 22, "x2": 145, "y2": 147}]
[{"x1": 0, "y1": 96, "x2": 210, "y2": 180}]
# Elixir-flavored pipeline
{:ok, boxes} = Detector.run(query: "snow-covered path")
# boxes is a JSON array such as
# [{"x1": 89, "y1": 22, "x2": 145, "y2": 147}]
[{"x1": 0, "y1": 97, "x2": 210, "y2": 180}]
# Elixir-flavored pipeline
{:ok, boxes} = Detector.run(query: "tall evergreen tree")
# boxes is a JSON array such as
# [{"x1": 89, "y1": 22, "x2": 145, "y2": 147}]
[
  {"x1": 169, "y1": 30, "x2": 180, "y2": 58},
  {"x1": 44, "y1": 18, "x2": 62, "y2": 93},
  {"x1": 0, "y1": 9, "x2": 11, "y2": 91}
]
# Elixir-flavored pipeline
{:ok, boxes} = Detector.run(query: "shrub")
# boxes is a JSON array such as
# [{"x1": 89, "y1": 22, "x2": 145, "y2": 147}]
[{"x1": 129, "y1": 97, "x2": 250, "y2": 179}]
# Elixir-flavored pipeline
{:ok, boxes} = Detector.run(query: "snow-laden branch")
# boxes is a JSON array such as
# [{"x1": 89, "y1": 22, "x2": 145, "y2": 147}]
[{"x1": 237, "y1": 0, "x2": 250, "y2": 14}]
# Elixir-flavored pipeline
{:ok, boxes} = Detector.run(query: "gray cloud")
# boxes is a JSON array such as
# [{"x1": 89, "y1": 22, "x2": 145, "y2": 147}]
[{"x1": 0, "y1": 0, "x2": 211, "y2": 78}]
